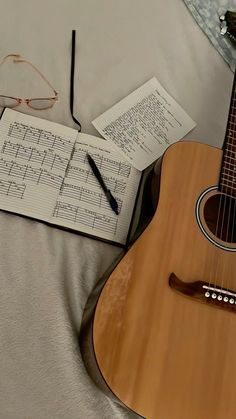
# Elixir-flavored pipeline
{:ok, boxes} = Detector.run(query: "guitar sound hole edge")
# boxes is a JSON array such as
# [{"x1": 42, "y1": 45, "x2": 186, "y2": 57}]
[{"x1": 195, "y1": 186, "x2": 236, "y2": 252}]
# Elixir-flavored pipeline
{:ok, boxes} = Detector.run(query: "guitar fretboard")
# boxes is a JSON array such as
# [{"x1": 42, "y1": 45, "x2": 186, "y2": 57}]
[{"x1": 219, "y1": 71, "x2": 236, "y2": 197}]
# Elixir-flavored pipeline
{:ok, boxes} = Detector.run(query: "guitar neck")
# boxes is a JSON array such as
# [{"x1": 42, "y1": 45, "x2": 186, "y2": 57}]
[{"x1": 219, "y1": 70, "x2": 236, "y2": 196}]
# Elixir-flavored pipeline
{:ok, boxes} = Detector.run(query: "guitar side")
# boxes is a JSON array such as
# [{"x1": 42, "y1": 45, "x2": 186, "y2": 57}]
[{"x1": 81, "y1": 141, "x2": 236, "y2": 419}]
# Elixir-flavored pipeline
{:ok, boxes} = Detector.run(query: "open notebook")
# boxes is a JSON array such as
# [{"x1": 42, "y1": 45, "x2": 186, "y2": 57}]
[{"x1": 0, "y1": 108, "x2": 141, "y2": 246}]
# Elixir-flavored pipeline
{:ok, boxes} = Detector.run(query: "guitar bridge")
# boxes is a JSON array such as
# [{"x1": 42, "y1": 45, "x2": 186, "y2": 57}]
[{"x1": 169, "y1": 273, "x2": 236, "y2": 313}]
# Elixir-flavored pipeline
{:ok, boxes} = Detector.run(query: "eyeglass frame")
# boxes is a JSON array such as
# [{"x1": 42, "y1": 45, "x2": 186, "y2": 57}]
[{"x1": 0, "y1": 54, "x2": 58, "y2": 110}]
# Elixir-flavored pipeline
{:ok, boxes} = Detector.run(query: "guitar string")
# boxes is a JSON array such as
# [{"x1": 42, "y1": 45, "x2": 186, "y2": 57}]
[
  {"x1": 219, "y1": 137, "x2": 230, "y2": 292},
  {"x1": 227, "y1": 98, "x2": 236, "y2": 247},
  {"x1": 221, "y1": 115, "x2": 234, "y2": 293},
  {"x1": 212, "y1": 192, "x2": 223, "y2": 291},
  {"x1": 229, "y1": 112, "x2": 236, "y2": 245},
  {"x1": 213, "y1": 124, "x2": 228, "y2": 293},
  {"x1": 213, "y1": 165, "x2": 227, "y2": 295},
  {"x1": 225, "y1": 93, "x2": 236, "y2": 292},
  {"x1": 207, "y1": 167, "x2": 223, "y2": 293},
  {"x1": 213, "y1": 84, "x2": 236, "y2": 297},
  {"x1": 206, "y1": 25, "x2": 236, "y2": 302},
  {"x1": 227, "y1": 98, "x2": 236, "y2": 295},
  {"x1": 225, "y1": 106, "x2": 236, "y2": 297},
  {"x1": 205, "y1": 104, "x2": 232, "y2": 294},
  {"x1": 206, "y1": 148, "x2": 226, "y2": 294},
  {"x1": 219, "y1": 90, "x2": 236, "y2": 296}
]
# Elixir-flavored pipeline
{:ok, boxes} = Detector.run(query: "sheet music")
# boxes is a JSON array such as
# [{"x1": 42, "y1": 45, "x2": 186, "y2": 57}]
[
  {"x1": 0, "y1": 108, "x2": 77, "y2": 221},
  {"x1": 0, "y1": 109, "x2": 141, "y2": 244},
  {"x1": 52, "y1": 133, "x2": 141, "y2": 244},
  {"x1": 92, "y1": 77, "x2": 196, "y2": 170}
]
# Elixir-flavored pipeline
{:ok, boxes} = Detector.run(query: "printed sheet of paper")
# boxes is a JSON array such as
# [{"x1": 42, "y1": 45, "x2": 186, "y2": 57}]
[
  {"x1": 92, "y1": 77, "x2": 196, "y2": 170},
  {"x1": 52, "y1": 133, "x2": 141, "y2": 245},
  {"x1": 0, "y1": 108, "x2": 77, "y2": 221}
]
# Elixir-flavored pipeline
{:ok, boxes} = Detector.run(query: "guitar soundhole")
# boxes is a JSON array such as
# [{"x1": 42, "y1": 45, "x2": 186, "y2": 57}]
[{"x1": 203, "y1": 193, "x2": 236, "y2": 243}]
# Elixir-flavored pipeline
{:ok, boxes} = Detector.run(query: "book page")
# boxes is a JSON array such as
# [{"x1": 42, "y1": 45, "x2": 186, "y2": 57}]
[
  {"x1": 92, "y1": 77, "x2": 196, "y2": 170},
  {"x1": 51, "y1": 133, "x2": 141, "y2": 245},
  {"x1": 0, "y1": 108, "x2": 77, "y2": 221}
]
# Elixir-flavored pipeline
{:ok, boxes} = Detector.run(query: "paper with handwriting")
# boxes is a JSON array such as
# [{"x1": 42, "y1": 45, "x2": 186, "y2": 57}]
[{"x1": 92, "y1": 77, "x2": 196, "y2": 170}]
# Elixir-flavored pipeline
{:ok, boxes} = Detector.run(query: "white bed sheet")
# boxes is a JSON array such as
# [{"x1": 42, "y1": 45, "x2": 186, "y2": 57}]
[{"x1": 0, "y1": 0, "x2": 233, "y2": 418}]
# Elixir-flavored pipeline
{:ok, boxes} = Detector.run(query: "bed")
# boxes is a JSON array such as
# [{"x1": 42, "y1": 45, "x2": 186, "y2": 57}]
[{"x1": 0, "y1": 0, "x2": 233, "y2": 417}]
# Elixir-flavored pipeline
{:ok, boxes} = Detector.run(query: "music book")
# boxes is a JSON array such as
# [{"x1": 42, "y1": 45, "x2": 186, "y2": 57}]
[{"x1": 0, "y1": 108, "x2": 141, "y2": 246}]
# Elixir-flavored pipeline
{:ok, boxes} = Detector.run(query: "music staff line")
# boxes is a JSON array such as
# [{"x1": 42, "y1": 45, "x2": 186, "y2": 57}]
[
  {"x1": 59, "y1": 182, "x2": 122, "y2": 212},
  {"x1": 7, "y1": 121, "x2": 74, "y2": 155},
  {"x1": 1, "y1": 140, "x2": 69, "y2": 172},
  {"x1": 0, "y1": 179, "x2": 26, "y2": 199},
  {"x1": 72, "y1": 147, "x2": 131, "y2": 178},
  {"x1": 0, "y1": 157, "x2": 63, "y2": 190},
  {"x1": 66, "y1": 164, "x2": 127, "y2": 194},
  {"x1": 53, "y1": 201, "x2": 118, "y2": 234}
]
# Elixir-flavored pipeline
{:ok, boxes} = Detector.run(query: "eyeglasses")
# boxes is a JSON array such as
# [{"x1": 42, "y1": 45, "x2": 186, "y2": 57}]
[{"x1": 0, "y1": 54, "x2": 58, "y2": 110}]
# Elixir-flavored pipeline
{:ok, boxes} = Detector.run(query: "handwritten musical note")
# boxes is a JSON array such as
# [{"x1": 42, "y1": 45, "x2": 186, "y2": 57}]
[
  {"x1": 0, "y1": 179, "x2": 26, "y2": 199},
  {"x1": 0, "y1": 158, "x2": 63, "y2": 189},
  {"x1": 66, "y1": 164, "x2": 127, "y2": 194},
  {"x1": 1, "y1": 140, "x2": 69, "y2": 172},
  {"x1": 53, "y1": 201, "x2": 118, "y2": 234},
  {"x1": 8, "y1": 122, "x2": 73, "y2": 154},
  {"x1": 73, "y1": 147, "x2": 131, "y2": 177},
  {"x1": 59, "y1": 182, "x2": 122, "y2": 212}
]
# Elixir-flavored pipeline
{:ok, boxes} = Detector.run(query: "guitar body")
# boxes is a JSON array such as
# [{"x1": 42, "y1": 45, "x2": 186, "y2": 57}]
[{"x1": 82, "y1": 141, "x2": 236, "y2": 419}]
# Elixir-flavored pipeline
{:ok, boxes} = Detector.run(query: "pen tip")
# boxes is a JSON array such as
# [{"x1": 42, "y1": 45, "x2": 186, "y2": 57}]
[
  {"x1": 110, "y1": 198, "x2": 119, "y2": 215},
  {"x1": 86, "y1": 153, "x2": 91, "y2": 162}
]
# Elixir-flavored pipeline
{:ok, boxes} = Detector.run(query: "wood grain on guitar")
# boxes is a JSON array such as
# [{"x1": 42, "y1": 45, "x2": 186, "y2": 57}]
[{"x1": 80, "y1": 74, "x2": 236, "y2": 419}]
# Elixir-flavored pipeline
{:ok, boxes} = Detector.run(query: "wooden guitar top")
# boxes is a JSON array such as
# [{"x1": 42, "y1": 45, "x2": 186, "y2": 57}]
[{"x1": 91, "y1": 141, "x2": 236, "y2": 419}]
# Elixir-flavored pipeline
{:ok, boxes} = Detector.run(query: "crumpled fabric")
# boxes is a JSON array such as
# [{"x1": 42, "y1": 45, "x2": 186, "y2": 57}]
[{"x1": 183, "y1": 0, "x2": 236, "y2": 71}]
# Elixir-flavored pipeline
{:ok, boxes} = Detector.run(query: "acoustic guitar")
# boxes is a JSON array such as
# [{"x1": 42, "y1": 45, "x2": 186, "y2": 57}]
[{"x1": 80, "y1": 72, "x2": 236, "y2": 419}]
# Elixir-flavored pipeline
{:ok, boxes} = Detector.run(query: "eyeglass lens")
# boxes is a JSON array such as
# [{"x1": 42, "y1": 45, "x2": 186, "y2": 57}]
[
  {"x1": 0, "y1": 95, "x2": 55, "y2": 110},
  {"x1": 0, "y1": 96, "x2": 18, "y2": 108}
]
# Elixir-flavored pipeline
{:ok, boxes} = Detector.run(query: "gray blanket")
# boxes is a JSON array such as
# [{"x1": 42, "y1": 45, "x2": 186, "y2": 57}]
[{"x1": 0, "y1": 213, "x2": 135, "y2": 418}]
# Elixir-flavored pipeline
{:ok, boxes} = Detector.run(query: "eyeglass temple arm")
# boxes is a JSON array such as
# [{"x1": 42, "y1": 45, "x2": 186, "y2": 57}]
[{"x1": 0, "y1": 54, "x2": 58, "y2": 97}]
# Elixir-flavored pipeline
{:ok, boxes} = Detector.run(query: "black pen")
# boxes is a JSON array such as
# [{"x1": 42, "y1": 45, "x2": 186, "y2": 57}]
[{"x1": 86, "y1": 153, "x2": 119, "y2": 215}]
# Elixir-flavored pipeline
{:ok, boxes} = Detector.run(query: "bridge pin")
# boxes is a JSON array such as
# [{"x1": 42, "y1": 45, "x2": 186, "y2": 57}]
[
  {"x1": 217, "y1": 295, "x2": 223, "y2": 301},
  {"x1": 205, "y1": 291, "x2": 210, "y2": 298},
  {"x1": 224, "y1": 296, "x2": 229, "y2": 302},
  {"x1": 212, "y1": 293, "x2": 217, "y2": 299},
  {"x1": 230, "y1": 298, "x2": 234, "y2": 304}
]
